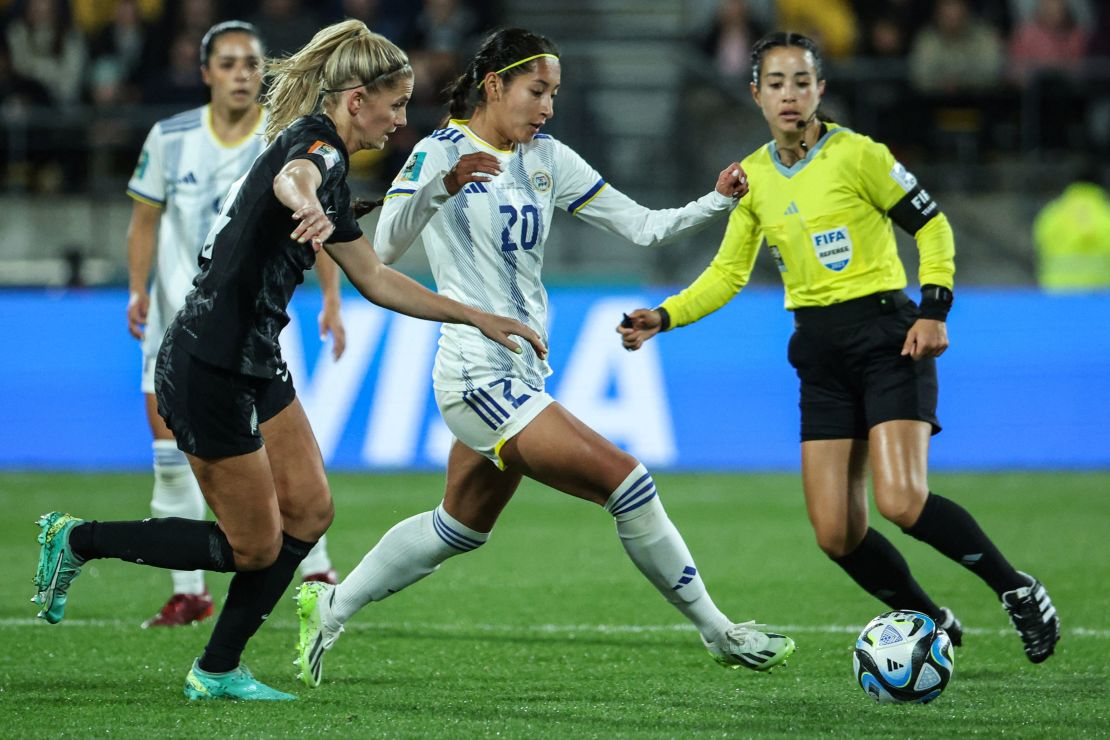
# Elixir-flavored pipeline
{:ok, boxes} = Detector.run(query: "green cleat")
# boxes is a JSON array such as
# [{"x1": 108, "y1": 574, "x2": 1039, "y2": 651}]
[
  {"x1": 704, "y1": 621, "x2": 797, "y2": 672},
  {"x1": 294, "y1": 581, "x2": 343, "y2": 688},
  {"x1": 32, "y1": 512, "x2": 85, "y2": 624},
  {"x1": 183, "y1": 660, "x2": 296, "y2": 701}
]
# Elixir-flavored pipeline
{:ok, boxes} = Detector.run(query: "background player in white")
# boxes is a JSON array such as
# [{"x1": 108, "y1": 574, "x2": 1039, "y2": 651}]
[
  {"x1": 125, "y1": 21, "x2": 342, "y2": 628},
  {"x1": 294, "y1": 27, "x2": 795, "y2": 689}
]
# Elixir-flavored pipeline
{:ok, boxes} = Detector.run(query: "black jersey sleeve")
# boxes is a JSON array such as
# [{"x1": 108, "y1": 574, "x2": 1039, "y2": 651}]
[
  {"x1": 328, "y1": 189, "x2": 363, "y2": 244},
  {"x1": 282, "y1": 120, "x2": 347, "y2": 190}
]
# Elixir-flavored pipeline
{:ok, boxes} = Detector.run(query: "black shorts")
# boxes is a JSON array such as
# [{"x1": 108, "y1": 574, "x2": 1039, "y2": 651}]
[
  {"x1": 787, "y1": 290, "x2": 940, "y2": 442},
  {"x1": 154, "y1": 330, "x2": 295, "y2": 459}
]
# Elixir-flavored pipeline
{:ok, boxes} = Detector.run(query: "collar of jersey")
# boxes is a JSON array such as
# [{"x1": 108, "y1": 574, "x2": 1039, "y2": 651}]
[
  {"x1": 451, "y1": 119, "x2": 514, "y2": 154},
  {"x1": 205, "y1": 104, "x2": 265, "y2": 149},
  {"x1": 767, "y1": 125, "x2": 848, "y2": 179}
]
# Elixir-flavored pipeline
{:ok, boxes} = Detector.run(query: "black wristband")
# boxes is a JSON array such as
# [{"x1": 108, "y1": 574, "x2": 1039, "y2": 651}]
[
  {"x1": 919, "y1": 284, "x2": 953, "y2": 321},
  {"x1": 654, "y1": 306, "x2": 671, "y2": 332}
]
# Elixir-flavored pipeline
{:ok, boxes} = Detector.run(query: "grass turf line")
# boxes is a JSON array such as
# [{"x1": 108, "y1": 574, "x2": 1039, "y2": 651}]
[{"x1": 1, "y1": 471, "x2": 1107, "y2": 737}]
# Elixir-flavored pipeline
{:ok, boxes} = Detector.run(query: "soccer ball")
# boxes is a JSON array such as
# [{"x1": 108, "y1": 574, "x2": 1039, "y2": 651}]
[{"x1": 852, "y1": 610, "x2": 955, "y2": 704}]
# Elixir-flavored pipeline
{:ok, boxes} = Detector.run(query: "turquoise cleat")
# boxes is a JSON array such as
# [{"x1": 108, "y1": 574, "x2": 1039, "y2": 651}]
[
  {"x1": 32, "y1": 512, "x2": 85, "y2": 624},
  {"x1": 184, "y1": 660, "x2": 296, "y2": 701}
]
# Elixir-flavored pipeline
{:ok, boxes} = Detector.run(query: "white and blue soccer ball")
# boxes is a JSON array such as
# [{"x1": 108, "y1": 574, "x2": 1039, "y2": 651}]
[{"x1": 852, "y1": 610, "x2": 955, "y2": 704}]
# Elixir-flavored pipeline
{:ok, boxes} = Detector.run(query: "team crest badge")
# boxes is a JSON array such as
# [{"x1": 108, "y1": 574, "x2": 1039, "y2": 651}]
[{"x1": 530, "y1": 170, "x2": 552, "y2": 193}]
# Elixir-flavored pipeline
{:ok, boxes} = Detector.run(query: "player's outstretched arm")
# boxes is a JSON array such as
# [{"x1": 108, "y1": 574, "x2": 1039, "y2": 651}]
[
  {"x1": 125, "y1": 200, "x2": 161, "y2": 340},
  {"x1": 325, "y1": 235, "x2": 547, "y2": 359},
  {"x1": 616, "y1": 308, "x2": 664, "y2": 352},
  {"x1": 374, "y1": 151, "x2": 501, "y2": 264},
  {"x1": 313, "y1": 250, "x2": 346, "y2": 360}
]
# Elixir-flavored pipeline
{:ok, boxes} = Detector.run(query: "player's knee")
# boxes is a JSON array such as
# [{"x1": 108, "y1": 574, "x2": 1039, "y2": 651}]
[
  {"x1": 232, "y1": 535, "x2": 282, "y2": 571},
  {"x1": 813, "y1": 523, "x2": 859, "y2": 559},
  {"x1": 280, "y1": 482, "x2": 333, "y2": 539},
  {"x1": 874, "y1": 491, "x2": 926, "y2": 529}
]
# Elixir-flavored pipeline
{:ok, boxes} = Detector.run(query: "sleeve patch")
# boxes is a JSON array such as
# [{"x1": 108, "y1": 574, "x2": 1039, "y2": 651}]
[
  {"x1": 308, "y1": 140, "x2": 340, "y2": 171},
  {"x1": 398, "y1": 151, "x2": 426, "y2": 182},
  {"x1": 888, "y1": 162, "x2": 918, "y2": 193}
]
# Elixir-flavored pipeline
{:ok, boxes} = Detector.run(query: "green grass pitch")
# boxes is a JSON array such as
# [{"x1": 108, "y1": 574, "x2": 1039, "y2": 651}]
[{"x1": 1, "y1": 471, "x2": 1108, "y2": 737}]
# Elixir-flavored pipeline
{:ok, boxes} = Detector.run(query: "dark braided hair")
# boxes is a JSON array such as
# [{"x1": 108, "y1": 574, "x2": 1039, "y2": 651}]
[
  {"x1": 442, "y1": 28, "x2": 559, "y2": 125},
  {"x1": 750, "y1": 31, "x2": 824, "y2": 86}
]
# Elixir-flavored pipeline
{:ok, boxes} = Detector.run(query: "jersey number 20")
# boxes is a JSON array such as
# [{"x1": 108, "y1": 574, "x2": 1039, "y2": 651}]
[{"x1": 499, "y1": 204, "x2": 541, "y2": 252}]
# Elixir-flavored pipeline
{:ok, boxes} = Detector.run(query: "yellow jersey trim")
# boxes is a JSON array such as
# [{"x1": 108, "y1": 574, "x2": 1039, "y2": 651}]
[
  {"x1": 126, "y1": 189, "x2": 164, "y2": 209},
  {"x1": 206, "y1": 104, "x2": 264, "y2": 150},
  {"x1": 451, "y1": 119, "x2": 514, "y2": 154},
  {"x1": 383, "y1": 192, "x2": 414, "y2": 201}
]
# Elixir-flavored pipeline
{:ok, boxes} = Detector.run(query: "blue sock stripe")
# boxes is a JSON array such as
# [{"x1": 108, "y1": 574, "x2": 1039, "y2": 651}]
[
  {"x1": 606, "y1": 472, "x2": 652, "y2": 512},
  {"x1": 475, "y1": 388, "x2": 508, "y2": 420},
  {"x1": 153, "y1": 446, "x2": 188, "y2": 466},
  {"x1": 611, "y1": 486, "x2": 657, "y2": 516},
  {"x1": 432, "y1": 510, "x2": 483, "y2": 552},
  {"x1": 672, "y1": 566, "x2": 698, "y2": 590},
  {"x1": 462, "y1": 393, "x2": 499, "y2": 430}
]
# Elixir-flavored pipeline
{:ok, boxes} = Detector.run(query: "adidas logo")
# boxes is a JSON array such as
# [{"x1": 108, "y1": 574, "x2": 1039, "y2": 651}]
[
  {"x1": 783, "y1": 201, "x2": 799, "y2": 216},
  {"x1": 886, "y1": 658, "x2": 905, "y2": 672},
  {"x1": 178, "y1": 171, "x2": 198, "y2": 185}
]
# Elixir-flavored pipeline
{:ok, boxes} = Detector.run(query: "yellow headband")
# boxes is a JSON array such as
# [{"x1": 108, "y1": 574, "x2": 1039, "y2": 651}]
[{"x1": 476, "y1": 53, "x2": 559, "y2": 88}]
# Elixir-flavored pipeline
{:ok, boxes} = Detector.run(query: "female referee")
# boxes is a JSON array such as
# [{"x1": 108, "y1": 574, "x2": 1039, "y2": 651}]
[
  {"x1": 294, "y1": 27, "x2": 796, "y2": 690},
  {"x1": 32, "y1": 19, "x2": 544, "y2": 701},
  {"x1": 618, "y1": 32, "x2": 1059, "y2": 664}
]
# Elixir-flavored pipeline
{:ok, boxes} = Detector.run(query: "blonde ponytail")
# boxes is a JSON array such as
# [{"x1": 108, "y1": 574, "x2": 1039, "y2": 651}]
[{"x1": 263, "y1": 19, "x2": 411, "y2": 142}]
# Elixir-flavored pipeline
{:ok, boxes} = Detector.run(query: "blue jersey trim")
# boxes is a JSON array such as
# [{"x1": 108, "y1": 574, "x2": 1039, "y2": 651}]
[
  {"x1": 567, "y1": 178, "x2": 607, "y2": 214},
  {"x1": 386, "y1": 187, "x2": 417, "y2": 197}
]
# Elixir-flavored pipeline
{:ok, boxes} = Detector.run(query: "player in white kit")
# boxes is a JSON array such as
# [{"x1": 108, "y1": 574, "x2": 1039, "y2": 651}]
[
  {"x1": 294, "y1": 27, "x2": 796, "y2": 688},
  {"x1": 126, "y1": 21, "x2": 341, "y2": 628}
]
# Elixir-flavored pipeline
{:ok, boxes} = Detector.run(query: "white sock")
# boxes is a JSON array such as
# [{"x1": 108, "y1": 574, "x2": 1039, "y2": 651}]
[
  {"x1": 299, "y1": 534, "x2": 333, "y2": 577},
  {"x1": 329, "y1": 502, "x2": 488, "y2": 626},
  {"x1": 151, "y1": 440, "x2": 206, "y2": 596},
  {"x1": 606, "y1": 464, "x2": 731, "y2": 645}
]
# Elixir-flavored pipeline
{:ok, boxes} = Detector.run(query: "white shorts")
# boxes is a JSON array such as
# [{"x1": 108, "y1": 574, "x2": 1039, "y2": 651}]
[
  {"x1": 435, "y1": 378, "x2": 555, "y2": 469},
  {"x1": 140, "y1": 305, "x2": 170, "y2": 395}
]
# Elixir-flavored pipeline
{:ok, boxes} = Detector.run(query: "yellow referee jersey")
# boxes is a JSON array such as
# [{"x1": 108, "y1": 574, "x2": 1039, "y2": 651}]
[{"x1": 662, "y1": 124, "x2": 955, "y2": 325}]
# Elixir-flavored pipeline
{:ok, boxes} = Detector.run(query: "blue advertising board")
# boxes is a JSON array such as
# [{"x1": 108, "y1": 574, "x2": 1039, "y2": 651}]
[{"x1": 0, "y1": 288, "x2": 1106, "y2": 470}]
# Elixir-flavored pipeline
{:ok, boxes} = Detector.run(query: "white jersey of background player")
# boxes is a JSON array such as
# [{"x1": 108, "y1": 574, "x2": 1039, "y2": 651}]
[
  {"x1": 293, "y1": 29, "x2": 796, "y2": 690},
  {"x1": 125, "y1": 22, "x2": 343, "y2": 628}
]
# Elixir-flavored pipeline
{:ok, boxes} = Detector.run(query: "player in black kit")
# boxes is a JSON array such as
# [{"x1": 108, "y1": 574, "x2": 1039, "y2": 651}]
[{"x1": 31, "y1": 20, "x2": 546, "y2": 701}]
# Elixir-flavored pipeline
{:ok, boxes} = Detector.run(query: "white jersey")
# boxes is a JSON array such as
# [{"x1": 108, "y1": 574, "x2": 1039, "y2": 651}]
[
  {"x1": 127, "y1": 104, "x2": 268, "y2": 350},
  {"x1": 375, "y1": 119, "x2": 736, "y2": 392}
]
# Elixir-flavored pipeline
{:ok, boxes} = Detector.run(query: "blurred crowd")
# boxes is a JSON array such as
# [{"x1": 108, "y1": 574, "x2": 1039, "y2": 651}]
[
  {"x1": 0, "y1": 0, "x2": 496, "y2": 109},
  {"x1": 2, "y1": 0, "x2": 1109, "y2": 193},
  {"x1": 0, "y1": 0, "x2": 494, "y2": 191},
  {"x1": 694, "y1": 0, "x2": 1110, "y2": 155}
]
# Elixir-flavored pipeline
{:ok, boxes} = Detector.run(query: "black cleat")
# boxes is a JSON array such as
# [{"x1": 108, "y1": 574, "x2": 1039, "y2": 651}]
[
  {"x1": 937, "y1": 606, "x2": 963, "y2": 647},
  {"x1": 1002, "y1": 571, "x2": 1060, "y2": 663}
]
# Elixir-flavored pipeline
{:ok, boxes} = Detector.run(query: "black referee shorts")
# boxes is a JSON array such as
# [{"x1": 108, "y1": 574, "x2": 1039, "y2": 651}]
[
  {"x1": 787, "y1": 290, "x2": 941, "y2": 442},
  {"x1": 154, "y1": 330, "x2": 295, "y2": 459}
]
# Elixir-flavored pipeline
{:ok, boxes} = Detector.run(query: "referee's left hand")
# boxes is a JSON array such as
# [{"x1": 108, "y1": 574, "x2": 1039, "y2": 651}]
[{"x1": 902, "y1": 319, "x2": 948, "y2": 360}]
